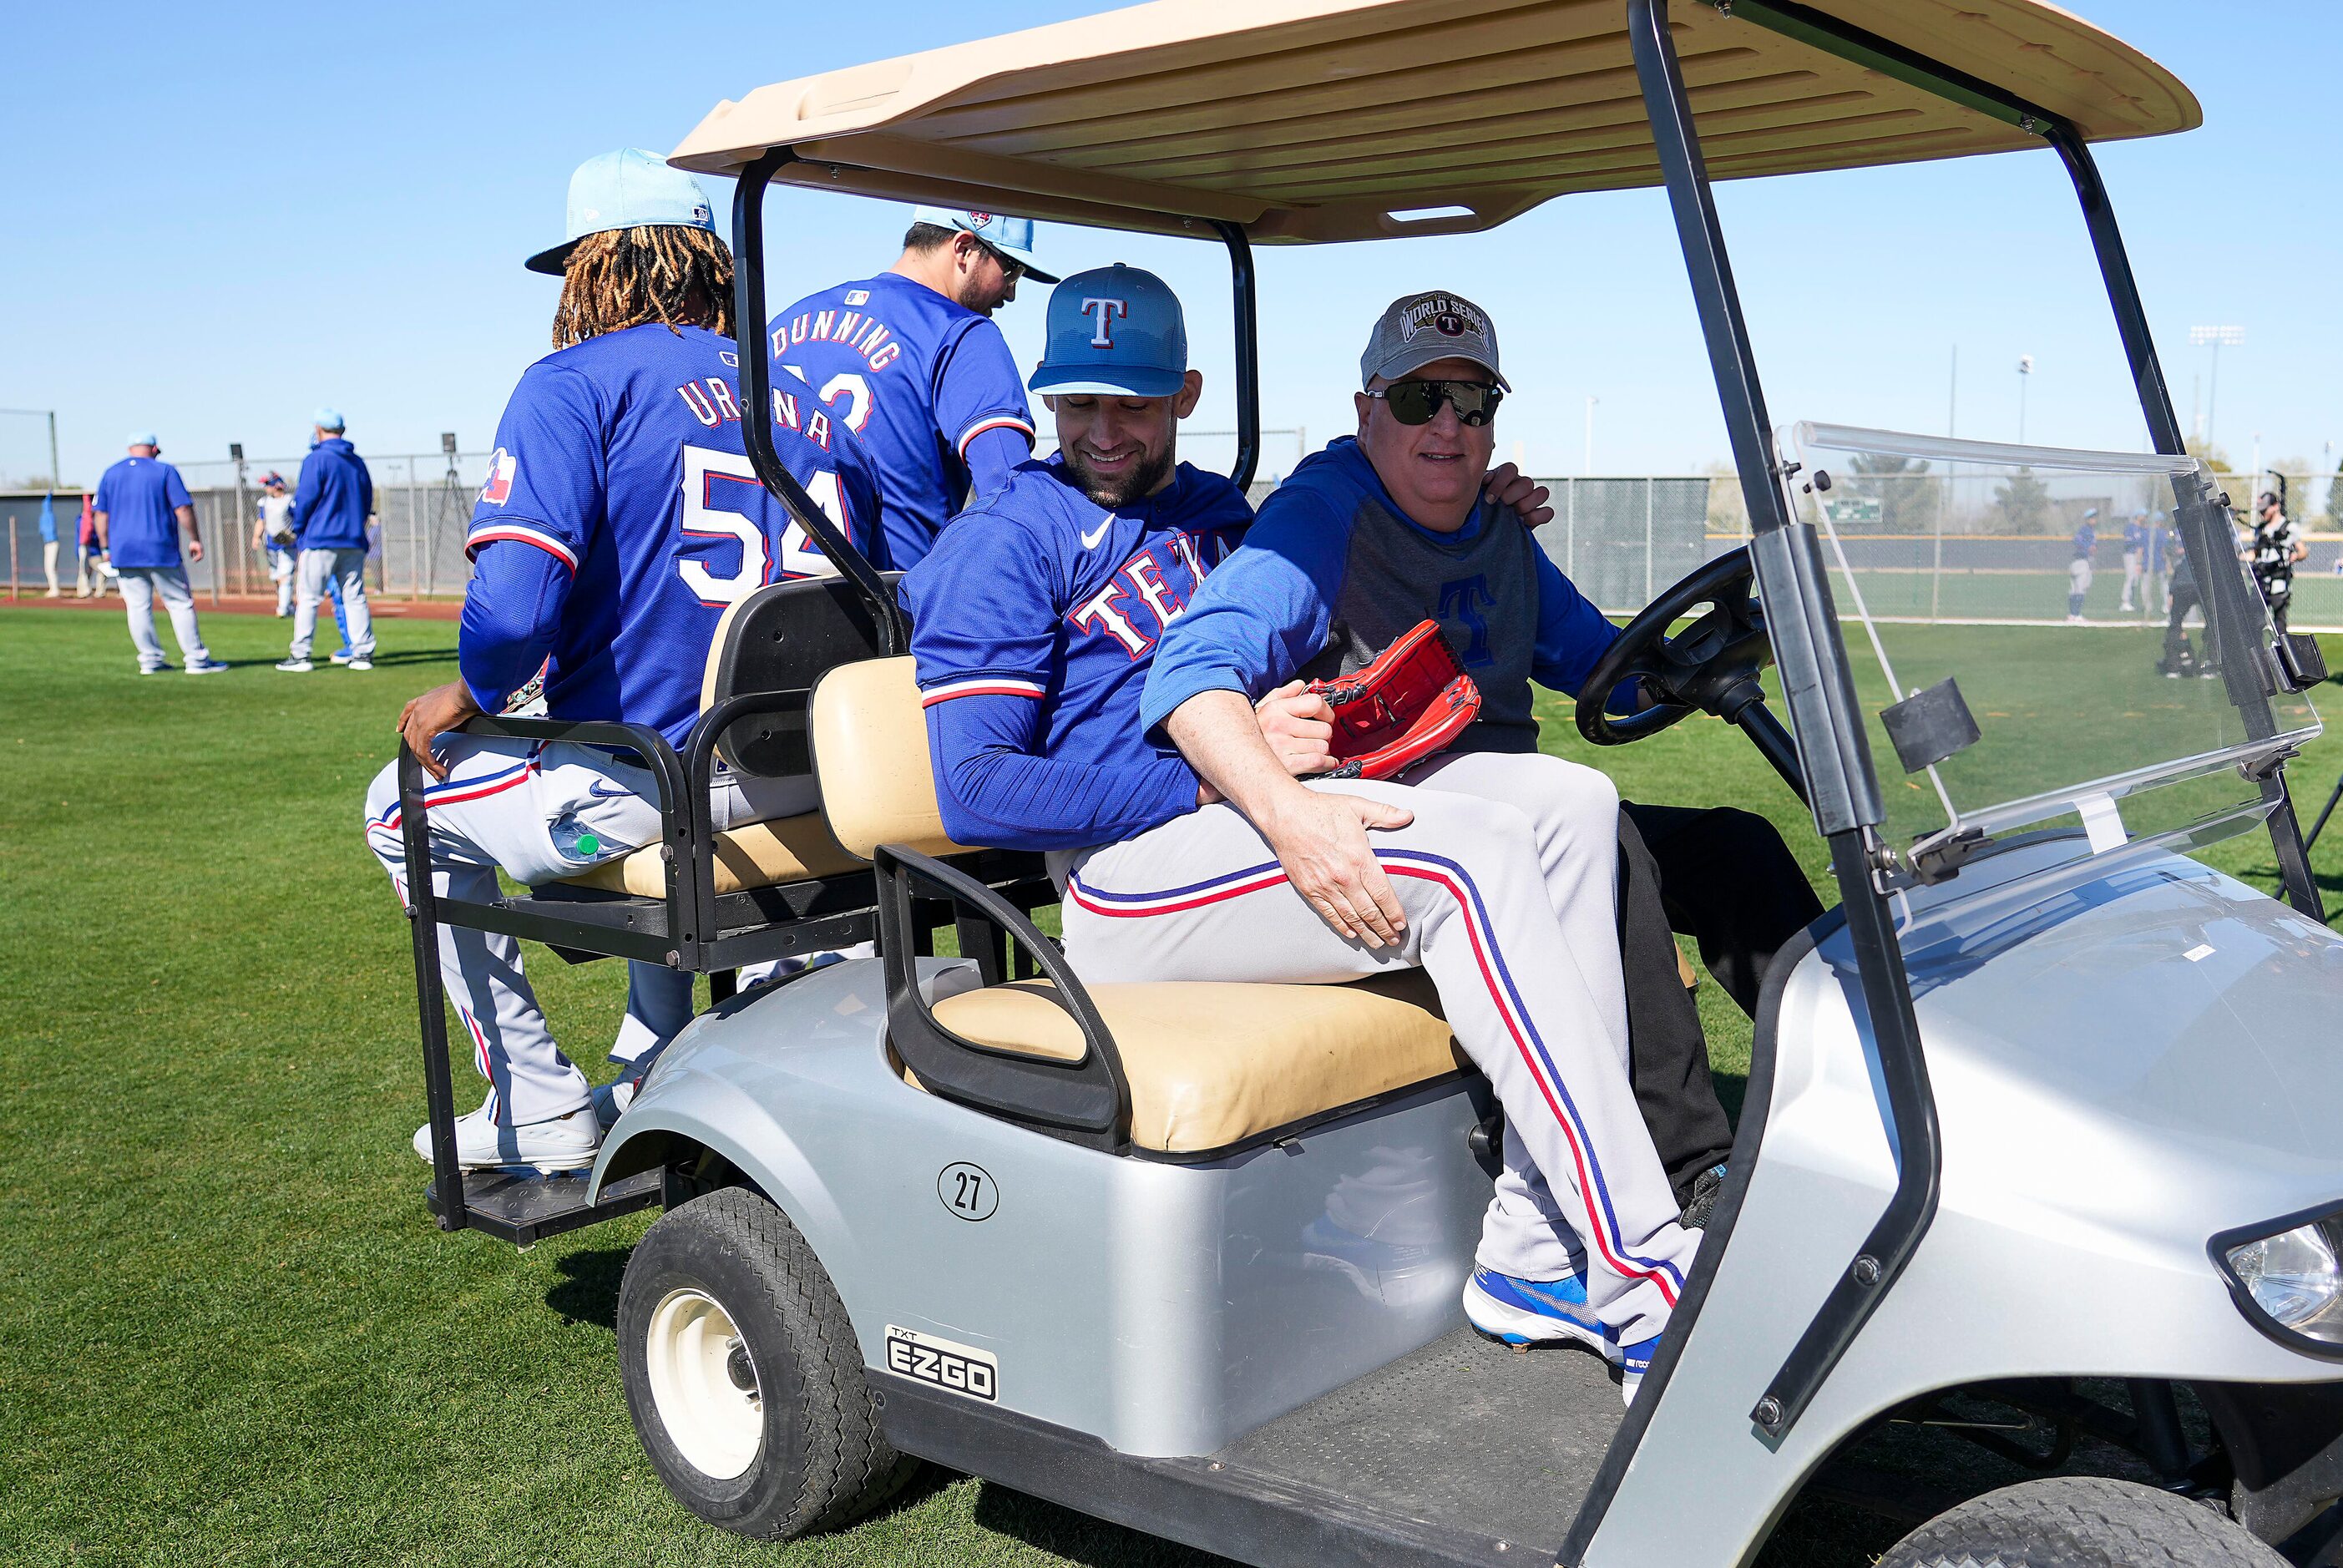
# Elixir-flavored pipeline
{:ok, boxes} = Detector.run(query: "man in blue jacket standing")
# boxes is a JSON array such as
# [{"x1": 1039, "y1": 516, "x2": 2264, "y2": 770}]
[
  {"x1": 92, "y1": 432, "x2": 227, "y2": 675},
  {"x1": 279, "y1": 407, "x2": 376, "y2": 672}
]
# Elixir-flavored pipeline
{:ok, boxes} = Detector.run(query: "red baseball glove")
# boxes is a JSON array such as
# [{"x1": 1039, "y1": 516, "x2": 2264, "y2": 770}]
[{"x1": 1306, "y1": 620, "x2": 1482, "y2": 781}]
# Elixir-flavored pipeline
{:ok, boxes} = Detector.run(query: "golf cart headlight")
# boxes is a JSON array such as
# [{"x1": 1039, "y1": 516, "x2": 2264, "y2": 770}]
[{"x1": 2224, "y1": 1220, "x2": 2343, "y2": 1344}]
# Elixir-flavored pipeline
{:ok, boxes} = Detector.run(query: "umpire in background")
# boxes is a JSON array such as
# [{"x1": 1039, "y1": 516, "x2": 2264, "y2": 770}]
[
  {"x1": 91, "y1": 432, "x2": 226, "y2": 675},
  {"x1": 278, "y1": 407, "x2": 376, "y2": 673}
]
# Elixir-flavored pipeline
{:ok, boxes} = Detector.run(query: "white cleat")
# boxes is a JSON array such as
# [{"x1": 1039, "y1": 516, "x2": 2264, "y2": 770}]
[
  {"x1": 276, "y1": 657, "x2": 313, "y2": 673},
  {"x1": 328, "y1": 649, "x2": 354, "y2": 665},
  {"x1": 346, "y1": 656, "x2": 373, "y2": 672},
  {"x1": 185, "y1": 660, "x2": 229, "y2": 675},
  {"x1": 590, "y1": 1075, "x2": 641, "y2": 1132},
  {"x1": 412, "y1": 1099, "x2": 600, "y2": 1173}
]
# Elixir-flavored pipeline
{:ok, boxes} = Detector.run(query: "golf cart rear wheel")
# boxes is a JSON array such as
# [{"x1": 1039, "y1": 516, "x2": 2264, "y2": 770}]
[
  {"x1": 1878, "y1": 1476, "x2": 2286, "y2": 1568},
  {"x1": 618, "y1": 1186, "x2": 918, "y2": 1539}
]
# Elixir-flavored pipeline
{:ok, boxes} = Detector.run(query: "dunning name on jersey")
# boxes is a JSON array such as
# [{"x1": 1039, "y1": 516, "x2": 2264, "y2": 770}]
[{"x1": 770, "y1": 307, "x2": 904, "y2": 372}]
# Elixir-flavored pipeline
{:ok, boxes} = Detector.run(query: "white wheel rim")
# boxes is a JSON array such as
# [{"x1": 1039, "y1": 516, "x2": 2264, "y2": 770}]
[{"x1": 644, "y1": 1287, "x2": 764, "y2": 1480}]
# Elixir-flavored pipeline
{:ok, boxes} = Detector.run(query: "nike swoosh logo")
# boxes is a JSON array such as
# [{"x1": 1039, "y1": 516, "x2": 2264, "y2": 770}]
[
  {"x1": 1080, "y1": 516, "x2": 1117, "y2": 549},
  {"x1": 586, "y1": 780, "x2": 634, "y2": 800}
]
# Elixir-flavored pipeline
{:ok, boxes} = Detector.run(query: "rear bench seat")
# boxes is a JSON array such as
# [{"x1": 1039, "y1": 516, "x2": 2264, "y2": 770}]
[{"x1": 812, "y1": 657, "x2": 1474, "y2": 1157}]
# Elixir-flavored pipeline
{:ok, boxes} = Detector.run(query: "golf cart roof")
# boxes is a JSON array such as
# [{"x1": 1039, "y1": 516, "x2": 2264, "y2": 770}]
[{"x1": 670, "y1": 0, "x2": 2198, "y2": 244}]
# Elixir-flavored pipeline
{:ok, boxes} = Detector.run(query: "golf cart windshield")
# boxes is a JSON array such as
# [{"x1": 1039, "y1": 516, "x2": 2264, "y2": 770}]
[{"x1": 1786, "y1": 423, "x2": 2320, "y2": 879}]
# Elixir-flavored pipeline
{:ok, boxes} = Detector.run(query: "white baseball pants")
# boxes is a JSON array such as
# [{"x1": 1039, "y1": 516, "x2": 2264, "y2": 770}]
[
  {"x1": 117, "y1": 567, "x2": 211, "y2": 670},
  {"x1": 293, "y1": 547, "x2": 372, "y2": 660},
  {"x1": 364, "y1": 736, "x2": 815, "y2": 1126},
  {"x1": 1061, "y1": 750, "x2": 1699, "y2": 1343},
  {"x1": 270, "y1": 548, "x2": 296, "y2": 614}
]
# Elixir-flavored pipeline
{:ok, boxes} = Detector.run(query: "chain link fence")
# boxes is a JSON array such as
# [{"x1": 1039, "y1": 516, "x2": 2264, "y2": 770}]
[{"x1": 11, "y1": 460, "x2": 2341, "y2": 629}]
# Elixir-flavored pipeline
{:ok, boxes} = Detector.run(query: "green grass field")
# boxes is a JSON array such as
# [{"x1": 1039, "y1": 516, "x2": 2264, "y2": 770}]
[{"x1": 3, "y1": 605, "x2": 2338, "y2": 1567}]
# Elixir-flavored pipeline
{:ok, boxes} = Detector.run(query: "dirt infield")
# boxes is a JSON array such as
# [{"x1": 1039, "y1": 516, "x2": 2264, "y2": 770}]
[{"x1": 0, "y1": 590, "x2": 463, "y2": 620}]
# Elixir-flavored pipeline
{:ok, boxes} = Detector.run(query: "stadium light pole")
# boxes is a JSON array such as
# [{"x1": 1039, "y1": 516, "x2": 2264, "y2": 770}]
[
  {"x1": 2189, "y1": 325, "x2": 2243, "y2": 454},
  {"x1": 2015, "y1": 355, "x2": 2032, "y2": 444}
]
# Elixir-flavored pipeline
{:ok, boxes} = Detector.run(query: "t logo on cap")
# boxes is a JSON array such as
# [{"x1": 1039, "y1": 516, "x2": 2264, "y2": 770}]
[{"x1": 1082, "y1": 297, "x2": 1129, "y2": 348}]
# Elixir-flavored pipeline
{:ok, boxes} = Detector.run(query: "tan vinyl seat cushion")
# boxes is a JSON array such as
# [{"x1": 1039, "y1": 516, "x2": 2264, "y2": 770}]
[
  {"x1": 919, "y1": 970, "x2": 1469, "y2": 1155},
  {"x1": 558, "y1": 813, "x2": 864, "y2": 898}
]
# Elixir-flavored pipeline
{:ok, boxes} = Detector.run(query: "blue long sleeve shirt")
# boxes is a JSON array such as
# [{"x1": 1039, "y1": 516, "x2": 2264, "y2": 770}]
[
  {"x1": 1142, "y1": 438, "x2": 1630, "y2": 741},
  {"x1": 293, "y1": 438, "x2": 374, "y2": 551}
]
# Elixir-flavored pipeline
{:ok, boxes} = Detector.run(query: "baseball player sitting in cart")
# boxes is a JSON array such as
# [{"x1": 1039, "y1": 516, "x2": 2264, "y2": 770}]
[
  {"x1": 902, "y1": 266, "x2": 1696, "y2": 1400},
  {"x1": 1155, "y1": 289, "x2": 1820, "y2": 1232},
  {"x1": 363, "y1": 149, "x2": 881, "y2": 1172}
]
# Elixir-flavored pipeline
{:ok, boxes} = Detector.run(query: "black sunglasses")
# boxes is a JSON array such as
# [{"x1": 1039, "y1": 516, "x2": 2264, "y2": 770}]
[
  {"x1": 1368, "y1": 378, "x2": 1505, "y2": 427},
  {"x1": 971, "y1": 236, "x2": 1026, "y2": 284}
]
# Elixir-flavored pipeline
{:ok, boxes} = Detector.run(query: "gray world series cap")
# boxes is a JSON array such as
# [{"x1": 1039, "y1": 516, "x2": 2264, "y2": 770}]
[{"x1": 1360, "y1": 290, "x2": 1510, "y2": 391}]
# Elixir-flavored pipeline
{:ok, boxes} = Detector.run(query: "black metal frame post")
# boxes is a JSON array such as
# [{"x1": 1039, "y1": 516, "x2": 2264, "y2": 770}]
[
  {"x1": 731, "y1": 147, "x2": 906, "y2": 655},
  {"x1": 1210, "y1": 220, "x2": 1262, "y2": 491},
  {"x1": 399, "y1": 741, "x2": 468, "y2": 1232},
  {"x1": 1628, "y1": 0, "x2": 1940, "y2": 1442}
]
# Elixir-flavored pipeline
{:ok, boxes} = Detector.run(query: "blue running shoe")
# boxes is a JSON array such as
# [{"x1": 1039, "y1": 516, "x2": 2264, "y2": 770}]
[
  {"x1": 1619, "y1": 1335, "x2": 1662, "y2": 1405},
  {"x1": 1461, "y1": 1266, "x2": 1617, "y2": 1359}
]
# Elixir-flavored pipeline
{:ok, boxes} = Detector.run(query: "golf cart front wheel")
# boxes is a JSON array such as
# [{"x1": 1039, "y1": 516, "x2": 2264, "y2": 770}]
[
  {"x1": 1879, "y1": 1476, "x2": 2285, "y2": 1568},
  {"x1": 618, "y1": 1186, "x2": 919, "y2": 1539}
]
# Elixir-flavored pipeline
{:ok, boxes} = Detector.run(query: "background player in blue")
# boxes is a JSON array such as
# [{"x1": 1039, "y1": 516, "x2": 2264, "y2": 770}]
[
  {"x1": 279, "y1": 407, "x2": 377, "y2": 671},
  {"x1": 2120, "y1": 507, "x2": 2149, "y2": 613},
  {"x1": 775, "y1": 205, "x2": 1055, "y2": 570},
  {"x1": 362, "y1": 149, "x2": 880, "y2": 1172},
  {"x1": 91, "y1": 432, "x2": 227, "y2": 675},
  {"x1": 903, "y1": 266, "x2": 1697, "y2": 1402}
]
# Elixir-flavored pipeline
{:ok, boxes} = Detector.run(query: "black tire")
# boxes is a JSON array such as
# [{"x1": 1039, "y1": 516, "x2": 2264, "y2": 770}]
[
  {"x1": 1877, "y1": 1477, "x2": 2287, "y2": 1568},
  {"x1": 618, "y1": 1186, "x2": 920, "y2": 1539}
]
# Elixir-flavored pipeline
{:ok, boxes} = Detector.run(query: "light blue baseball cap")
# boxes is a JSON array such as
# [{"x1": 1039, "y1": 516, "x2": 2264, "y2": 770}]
[
  {"x1": 125, "y1": 430, "x2": 159, "y2": 449},
  {"x1": 1030, "y1": 265, "x2": 1187, "y2": 398},
  {"x1": 911, "y1": 205, "x2": 1060, "y2": 285},
  {"x1": 314, "y1": 406, "x2": 346, "y2": 432},
  {"x1": 528, "y1": 149, "x2": 717, "y2": 276}
]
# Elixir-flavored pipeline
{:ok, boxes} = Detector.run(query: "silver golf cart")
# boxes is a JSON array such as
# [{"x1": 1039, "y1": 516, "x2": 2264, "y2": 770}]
[{"x1": 399, "y1": 2, "x2": 2343, "y2": 1562}]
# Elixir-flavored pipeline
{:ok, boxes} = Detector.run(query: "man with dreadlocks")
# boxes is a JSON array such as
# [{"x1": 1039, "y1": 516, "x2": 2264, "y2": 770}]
[{"x1": 362, "y1": 149, "x2": 883, "y2": 1172}]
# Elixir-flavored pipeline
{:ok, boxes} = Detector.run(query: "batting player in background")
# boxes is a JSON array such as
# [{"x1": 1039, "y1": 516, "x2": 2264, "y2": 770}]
[
  {"x1": 364, "y1": 149, "x2": 880, "y2": 1171},
  {"x1": 278, "y1": 409, "x2": 376, "y2": 672},
  {"x1": 775, "y1": 206, "x2": 1055, "y2": 569},
  {"x1": 249, "y1": 472, "x2": 297, "y2": 616},
  {"x1": 91, "y1": 433, "x2": 227, "y2": 675},
  {"x1": 1158, "y1": 290, "x2": 1820, "y2": 1232},
  {"x1": 903, "y1": 266, "x2": 1693, "y2": 1402},
  {"x1": 2067, "y1": 508, "x2": 2098, "y2": 623},
  {"x1": 2249, "y1": 489, "x2": 2305, "y2": 635},
  {"x1": 2120, "y1": 507, "x2": 2148, "y2": 613}
]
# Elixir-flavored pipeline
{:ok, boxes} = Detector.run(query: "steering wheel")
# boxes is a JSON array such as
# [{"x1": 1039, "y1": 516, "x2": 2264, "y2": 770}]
[{"x1": 1576, "y1": 548, "x2": 1799, "y2": 797}]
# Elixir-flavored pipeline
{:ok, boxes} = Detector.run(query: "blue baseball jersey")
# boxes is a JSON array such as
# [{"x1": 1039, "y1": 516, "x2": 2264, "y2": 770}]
[
  {"x1": 94, "y1": 456, "x2": 193, "y2": 569},
  {"x1": 772, "y1": 272, "x2": 1035, "y2": 571},
  {"x1": 2123, "y1": 518, "x2": 2148, "y2": 552},
  {"x1": 2072, "y1": 523, "x2": 2097, "y2": 560},
  {"x1": 464, "y1": 322, "x2": 883, "y2": 750},
  {"x1": 901, "y1": 458, "x2": 1252, "y2": 851}
]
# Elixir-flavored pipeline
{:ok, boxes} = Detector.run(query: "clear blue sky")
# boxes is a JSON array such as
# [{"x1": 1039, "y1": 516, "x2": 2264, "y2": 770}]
[{"x1": 3, "y1": 1, "x2": 2335, "y2": 488}]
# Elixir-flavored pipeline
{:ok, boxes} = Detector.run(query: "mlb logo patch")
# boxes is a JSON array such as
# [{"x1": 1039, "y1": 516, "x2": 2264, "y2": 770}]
[
  {"x1": 479, "y1": 448, "x2": 517, "y2": 506},
  {"x1": 845, "y1": 289, "x2": 870, "y2": 306}
]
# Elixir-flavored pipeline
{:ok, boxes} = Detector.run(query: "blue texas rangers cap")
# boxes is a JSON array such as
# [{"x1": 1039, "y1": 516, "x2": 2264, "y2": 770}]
[
  {"x1": 1030, "y1": 265, "x2": 1187, "y2": 398},
  {"x1": 125, "y1": 430, "x2": 159, "y2": 448},
  {"x1": 911, "y1": 205, "x2": 1060, "y2": 285},
  {"x1": 528, "y1": 149, "x2": 718, "y2": 276}
]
